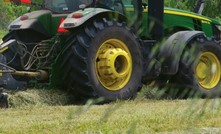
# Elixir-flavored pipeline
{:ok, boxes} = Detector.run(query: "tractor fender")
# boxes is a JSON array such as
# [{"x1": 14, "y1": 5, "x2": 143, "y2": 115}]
[
  {"x1": 60, "y1": 8, "x2": 126, "y2": 29},
  {"x1": 8, "y1": 10, "x2": 51, "y2": 37},
  {"x1": 158, "y1": 31, "x2": 205, "y2": 75}
]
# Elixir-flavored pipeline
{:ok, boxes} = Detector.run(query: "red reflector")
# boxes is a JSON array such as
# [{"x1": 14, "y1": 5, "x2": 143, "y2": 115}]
[
  {"x1": 72, "y1": 13, "x2": 83, "y2": 18},
  {"x1": 20, "y1": 15, "x2": 28, "y2": 21},
  {"x1": 20, "y1": 0, "x2": 32, "y2": 4},
  {"x1": 57, "y1": 18, "x2": 69, "y2": 33}
]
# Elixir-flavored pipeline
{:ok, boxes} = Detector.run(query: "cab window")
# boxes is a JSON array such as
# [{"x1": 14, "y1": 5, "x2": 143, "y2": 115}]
[{"x1": 45, "y1": 0, "x2": 81, "y2": 13}]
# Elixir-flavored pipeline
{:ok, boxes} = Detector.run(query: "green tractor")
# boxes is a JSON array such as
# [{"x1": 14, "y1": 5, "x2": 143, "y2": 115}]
[{"x1": 1, "y1": 0, "x2": 221, "y2": 101}]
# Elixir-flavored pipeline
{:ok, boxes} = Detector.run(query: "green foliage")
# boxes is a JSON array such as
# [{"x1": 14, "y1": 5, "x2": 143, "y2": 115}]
[
  {"x1": 0, "y1": 29, "x2": 7, "y2": 39},
  {"x1": 165, "y1": 0, "x2": 188, "y2": 10},
  {"x1": 203, "y1": 0, "x2": 221, "y2": 20},
  {"x1": 0, "y1": 0, "x2": 15, "y2": 29},
  {"x1": 0, "y1": 0, "x2": 27, "y2": 30},
  {"x1": 165, "y1": 0, "x2": 221, "y2": 19},
  {"x1": 0, "y1": 0, "x2": 44, "y2": 30}
]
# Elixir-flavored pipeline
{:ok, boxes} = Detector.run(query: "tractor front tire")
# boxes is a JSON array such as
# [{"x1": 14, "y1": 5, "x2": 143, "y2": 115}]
[
  {"x1": 58, "y1": 18, "x2": 143, "y2": 101},
  {"x1": 174, "y1": 37, "x2": 221, "y2": 98}
]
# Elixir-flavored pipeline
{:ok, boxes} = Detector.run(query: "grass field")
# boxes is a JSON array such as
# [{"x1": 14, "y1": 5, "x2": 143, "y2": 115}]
[{"x1": 1, "y1": 89, "x2": 221, "y2": 134}]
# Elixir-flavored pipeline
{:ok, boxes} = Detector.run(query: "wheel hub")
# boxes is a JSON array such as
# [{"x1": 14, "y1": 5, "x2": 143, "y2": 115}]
[
  {"x1": 97, "y1": 48, "x2": 131, "y2": 80},
  {"x1": 196, "y1": 52, "x2": 221, "y2": 89},
  {"x1": 95, "y1": 39, "x2": 132, "y2": 91},
  {"x1": 196, "y1": 62, "x2": 207, "y2": 80}
]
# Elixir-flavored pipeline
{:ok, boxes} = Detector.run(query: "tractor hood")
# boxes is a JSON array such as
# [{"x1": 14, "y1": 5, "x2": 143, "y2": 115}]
[
  {"x1": 163, "y1": 7, "x2": 221, "y2": 41},
  {"x1": 124, "y1": 4, "x2": 221, "y2": 41},
  {"x1": 164, "y1": 7, "x2": 221, "y2": 25},
  {"x1": 124, "y1": 4, "x2": 221, "y2": 25}
]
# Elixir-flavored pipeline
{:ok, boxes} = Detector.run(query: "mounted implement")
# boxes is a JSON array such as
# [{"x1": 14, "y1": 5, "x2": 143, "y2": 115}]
[{"x1": 1, "y1": 0, "x2": 221, "y2": 101}]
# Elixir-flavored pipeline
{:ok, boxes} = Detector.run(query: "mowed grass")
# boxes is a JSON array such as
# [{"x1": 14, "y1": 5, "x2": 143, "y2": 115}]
[{"x1": 1, "y1": 89, "x2": 221, "y2": 134}]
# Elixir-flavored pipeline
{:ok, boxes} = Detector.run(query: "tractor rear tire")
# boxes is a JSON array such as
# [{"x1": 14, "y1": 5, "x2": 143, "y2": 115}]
[
  {"x1": 58, "y1": 18, "x2": 143, "y2": 101},
  {"x1": 172, "y1": 37, "x2": 221, "y2": 98}
]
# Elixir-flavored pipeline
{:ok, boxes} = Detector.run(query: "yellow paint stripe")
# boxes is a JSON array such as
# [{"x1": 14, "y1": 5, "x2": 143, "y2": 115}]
[
  {"x1": 125, "y1": 8, "x2": 211, "y2": 22},
  {"x1": 164, "y1": 10, "x2": 211, "y2": 22},
  {"x1": 0, "y1": 46, "x2": 8, "y2": 53}
]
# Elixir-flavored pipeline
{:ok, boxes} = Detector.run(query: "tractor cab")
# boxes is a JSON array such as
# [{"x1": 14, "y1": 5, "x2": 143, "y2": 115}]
[
  {"x1": 4, "y1": 0, "x2": 94, "y2": 13},
  {"x1": 44, "y1": 0, "x2": 93, "y2": 13},
  {"x1": 95, "y1": 0, "x2": 125, "y2": 14}
]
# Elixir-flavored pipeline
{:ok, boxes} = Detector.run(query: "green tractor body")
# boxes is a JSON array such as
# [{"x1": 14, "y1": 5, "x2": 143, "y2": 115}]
[
  {"x1": 9, "y1": 10, "x2": 63, "y2": 37},
  {"x1": 126, "y1": 3, "x2": 221, "y2": 40},
  {"x1": 1, "y1": 0, "x2": 221, "y2": 101},
  {"x1": 144, "y1": 7, "x2": 220, "y2": 39}
]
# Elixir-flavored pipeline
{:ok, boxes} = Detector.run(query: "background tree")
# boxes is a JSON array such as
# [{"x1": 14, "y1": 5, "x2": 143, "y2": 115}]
[
  {"x1": 0, "y1": 0, "x2": 42, "y2": 30},
  {"x1": 203, "y1": 0, "x2": 221, "y2": 19},
  {"x1": 0, "y1": 0, "x2": 15, "y2": 30},
  {"x1": 167, "y1": 0, "x2": 221, "y2": 20}
]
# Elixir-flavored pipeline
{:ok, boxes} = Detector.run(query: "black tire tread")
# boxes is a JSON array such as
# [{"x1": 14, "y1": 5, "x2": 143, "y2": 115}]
[
  {"x1": 57, "y1": 17, "x2": 142, "y2": 100},
  {"x1": 171, "y1": 36, "x2": 221, "y2": 98}
]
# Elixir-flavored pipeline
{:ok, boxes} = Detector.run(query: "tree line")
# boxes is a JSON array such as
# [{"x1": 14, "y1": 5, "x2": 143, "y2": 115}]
[
  {"x1": 0, "y1": 0, "x2": 42, "y2": 30},
  {"x1": 0, "y1": 0, "x2": 220, "y2": 30},
  {"x1": 0, "y1": 0, "x2": 26, "y2": 30},
  {"x1": 165, "y1": 0, "x2": 221, "y2": 19}
]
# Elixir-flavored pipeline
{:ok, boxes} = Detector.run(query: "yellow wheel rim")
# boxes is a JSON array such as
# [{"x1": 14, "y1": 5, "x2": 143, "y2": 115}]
[
  {"x1": 95, "y1": 39, "x2": 132, "y2": 91},
  {"x1": 195, "y1": 52, "x2": 221, "y2": 89}
]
